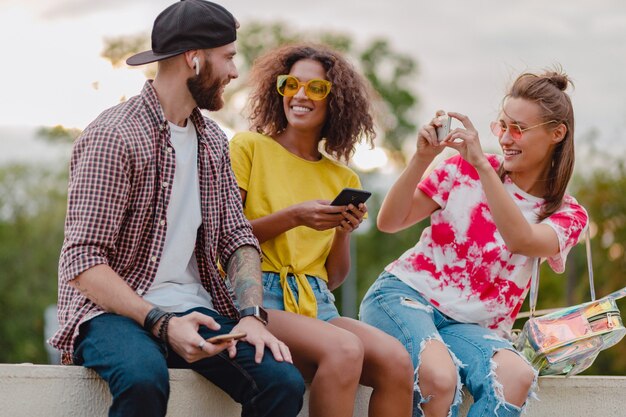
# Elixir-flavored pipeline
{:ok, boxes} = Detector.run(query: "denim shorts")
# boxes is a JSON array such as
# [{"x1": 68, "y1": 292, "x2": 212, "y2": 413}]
[
  {"x1": 262, "y1": 272, "x2": 340, "y2": 322},
  {"x1": 360, "y1": 271, "x2": 536, "y2": 417}
]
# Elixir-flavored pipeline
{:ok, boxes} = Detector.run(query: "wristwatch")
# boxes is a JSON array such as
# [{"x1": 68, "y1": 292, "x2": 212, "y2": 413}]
[{"x1": 239, "y1": 305, "x2": 269, "y2": 326}]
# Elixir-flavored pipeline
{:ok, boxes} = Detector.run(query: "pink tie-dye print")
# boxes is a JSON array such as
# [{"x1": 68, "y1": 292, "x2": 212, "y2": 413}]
[{"x1": 387, "y1": 154, "x2": 588, "y2": 336}]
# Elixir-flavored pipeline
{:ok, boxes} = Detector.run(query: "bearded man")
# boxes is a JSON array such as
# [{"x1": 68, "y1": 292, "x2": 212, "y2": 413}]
[{"x1": 49, "y1": 1, "x2": 305, "y2": 416}]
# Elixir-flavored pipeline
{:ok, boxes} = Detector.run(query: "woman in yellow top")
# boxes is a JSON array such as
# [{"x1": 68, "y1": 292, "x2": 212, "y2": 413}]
[{"x1": 230, "y1": 43, "x2": 413, "y2": 417}]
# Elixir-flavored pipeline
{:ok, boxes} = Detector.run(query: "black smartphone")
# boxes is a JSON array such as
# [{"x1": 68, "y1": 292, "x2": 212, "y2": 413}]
[{"x1": 330, "y1": 187, "x2": 372, "y2": 206}]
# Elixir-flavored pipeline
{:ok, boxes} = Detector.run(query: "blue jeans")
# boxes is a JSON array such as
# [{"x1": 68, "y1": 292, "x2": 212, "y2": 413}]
[
  {"x1": 73, "y1": 307, "x2": 305, "y2": 417},
  {"x1": 262, "y1": 272, "x2": 340, "y2": 321},
  {"x1": 360, "y1": 271, "x2": 535, "y2": 417}
]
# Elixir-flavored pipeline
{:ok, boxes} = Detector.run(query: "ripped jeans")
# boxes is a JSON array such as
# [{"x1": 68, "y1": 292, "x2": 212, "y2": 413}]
[{"x1": 360, "y1": 271, "x2": 535, "y2": 417}]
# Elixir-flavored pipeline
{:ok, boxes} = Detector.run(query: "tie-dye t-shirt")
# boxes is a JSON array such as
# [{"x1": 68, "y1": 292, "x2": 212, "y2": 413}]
[{"x1": 386, "y1": 154, "x2": 588, "y2": 336}]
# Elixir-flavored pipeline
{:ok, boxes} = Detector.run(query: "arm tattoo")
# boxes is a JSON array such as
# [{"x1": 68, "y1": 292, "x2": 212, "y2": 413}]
[
  {"x1": 73, "y1": 280, "x2": 100, "y2": 305},
  {"x1": 227, "y1": 245, "x2": 263, "y2": 308}
]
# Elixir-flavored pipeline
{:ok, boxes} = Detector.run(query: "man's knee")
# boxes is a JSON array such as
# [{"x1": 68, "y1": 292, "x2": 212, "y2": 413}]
[
  {"x1": 251, "y1": 360, "x2": 305, "y2": 417},
  {"x1": 113, "y1": 353, "x2": 170, "y2": 401},
  {"x1": 265, "y1": 361, "x2": 306, "y2": 398}
]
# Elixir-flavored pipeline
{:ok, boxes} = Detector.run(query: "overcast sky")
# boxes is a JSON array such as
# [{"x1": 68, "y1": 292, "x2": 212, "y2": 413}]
[{"x1": 1, "y1": 0, "x2": 625, "y2": 160}]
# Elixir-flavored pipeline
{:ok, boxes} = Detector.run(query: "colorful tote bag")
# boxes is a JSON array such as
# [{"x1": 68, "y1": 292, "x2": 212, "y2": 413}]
[{"x1": 515, "y1": 229, "x2": 626, "y2": 376}]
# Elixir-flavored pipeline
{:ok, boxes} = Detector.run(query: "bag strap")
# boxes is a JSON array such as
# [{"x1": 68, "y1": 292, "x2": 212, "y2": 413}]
[
  {"x1": 529, "y1": 226, "x2": 595, "y2": 318},
  {"x1": 605, "y1": 286, "x2": 626, "y2": 301},
  {"x1": 585, "y1": 226, "x2": 596, "y2": 301}
]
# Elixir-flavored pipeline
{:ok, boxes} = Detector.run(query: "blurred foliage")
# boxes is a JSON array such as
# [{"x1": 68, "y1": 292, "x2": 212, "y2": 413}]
[
  {"x1": 0, "y1": 164, "x2": 67, "y2": 363},
  {"x1": 101, "y1": 33, "x2": 156, "y2": 78},
  {"x1": 359, "y1": 40, "x2": 417, "y2": 164},
  {"x1": 101, "y1": 33, "x2": 148, "y2": 68},
  {"x1": 37, "y1": 125, "x2": 81, "y2": 144},
  {"x1": 354, "y1": 205, "x2": 428, "y2": 302}
]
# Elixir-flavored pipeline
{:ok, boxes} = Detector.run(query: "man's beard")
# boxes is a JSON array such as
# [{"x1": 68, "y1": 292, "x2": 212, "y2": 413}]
[{"x1": 187, "y1": 61, "x2": 224, "y2": 111}]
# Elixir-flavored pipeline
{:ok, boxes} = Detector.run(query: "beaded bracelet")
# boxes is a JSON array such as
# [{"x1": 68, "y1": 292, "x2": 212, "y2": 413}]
[
  {"x1": 158, "y1": 313, "x2": 175, "y2": 344},
  {"x1": 144, "y1": 307, "x2": 168, "y2": 333}
]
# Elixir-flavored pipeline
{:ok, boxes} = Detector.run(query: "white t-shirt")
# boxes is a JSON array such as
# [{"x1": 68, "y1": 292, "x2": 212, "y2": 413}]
[
  {"x1": 143, "y1": 120, "x2": 214, "y2": 312},
  {"x1": 387, "y1": 154, "x2": 588, "y2": 336}
]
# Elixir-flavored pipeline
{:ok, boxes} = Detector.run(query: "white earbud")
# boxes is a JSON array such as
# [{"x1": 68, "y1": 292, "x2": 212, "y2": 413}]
[{"x1": 193, "y1": 56, "x2": 200, "y2": 76}]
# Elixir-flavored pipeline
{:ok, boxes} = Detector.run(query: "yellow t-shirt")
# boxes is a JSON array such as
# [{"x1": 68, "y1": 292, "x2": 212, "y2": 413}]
[{"x1": 230, "y1": 132, "x2": 362, "y2": 317}]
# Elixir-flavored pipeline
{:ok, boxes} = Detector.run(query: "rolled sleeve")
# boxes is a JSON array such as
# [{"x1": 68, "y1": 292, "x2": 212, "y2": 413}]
[
  {"x1": 544, "y1": 199, "x2": 589, "y2": 273},
  {"x1": 59, "y1": 124, "x2": 131, "y2": 282}
]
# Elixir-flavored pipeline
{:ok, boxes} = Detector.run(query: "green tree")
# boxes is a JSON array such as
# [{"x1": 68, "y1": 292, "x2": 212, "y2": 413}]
[
  {"x1": 0, "y1": 164, "x2": 67, "y2": 363},
  {"x1": 37, "y1": 125, "x2": 81, "y2": 144}
]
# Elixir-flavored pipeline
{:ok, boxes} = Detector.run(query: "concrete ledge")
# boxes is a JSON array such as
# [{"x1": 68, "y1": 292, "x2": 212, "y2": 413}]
[
  {"x1": 1, "y1": 364, "x2": 625, "y2": 416},
  {"x1": 0, "y1": 364, "x2": 370, "y2": 417}
]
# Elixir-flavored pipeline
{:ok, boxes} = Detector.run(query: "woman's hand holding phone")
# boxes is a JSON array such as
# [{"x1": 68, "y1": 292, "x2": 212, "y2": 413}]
[
  {"x1": 416, "y1": 110, "x2": 448, "y2": 159},
  {"x1": 329, "y1": 188, "x2": 370, "y2": 233},
  {"x1": 289, "y1": 189, "x2": 370, "y2": 232},
  {"x1": 291, "y1": 200, "x2": 346, "y2": 231},
  {"x1": 336, "y1": 202, "x2": 367, "y2": 233},
  {"x1": 443, "y1": 112, "x2": 490, "y2": 171}
]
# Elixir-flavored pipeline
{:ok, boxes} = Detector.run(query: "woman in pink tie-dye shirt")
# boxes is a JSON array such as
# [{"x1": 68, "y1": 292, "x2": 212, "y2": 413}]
[{"x1": 360, "y1": 69, "x2": 588, "y2": 417}]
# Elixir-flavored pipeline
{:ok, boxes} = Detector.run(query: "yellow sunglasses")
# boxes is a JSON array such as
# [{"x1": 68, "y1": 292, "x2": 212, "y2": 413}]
[{"x1": 276, "y1": 75, "x2": 332, "y2": 101}]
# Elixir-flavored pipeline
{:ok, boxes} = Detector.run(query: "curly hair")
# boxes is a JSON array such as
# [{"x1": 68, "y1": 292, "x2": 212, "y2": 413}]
[
  {"x1": 498, "y1": 67, "x2": 575, "y2": 221},
  {"x1": 246, "y1": 43, "x2": 376, "y2": 162}
]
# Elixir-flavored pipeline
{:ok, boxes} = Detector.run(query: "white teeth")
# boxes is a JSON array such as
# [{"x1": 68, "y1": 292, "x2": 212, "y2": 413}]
[
  {"x1": 504, "y1": 149, "x2": 521, "y2": 156},
  {"x1": 291, "y1": 106, "x2": 311, "y2": 112}
]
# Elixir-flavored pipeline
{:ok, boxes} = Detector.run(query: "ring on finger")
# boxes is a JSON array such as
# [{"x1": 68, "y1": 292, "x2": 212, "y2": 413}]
[{"x1": 198, "y1": 340, "x2": 206, "y2": 350}]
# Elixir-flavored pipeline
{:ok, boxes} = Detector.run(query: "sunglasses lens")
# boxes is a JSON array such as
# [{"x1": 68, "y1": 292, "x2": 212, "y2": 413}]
[
  {"x1": 509, "y1": 124, "x2": 523, "y2": 140},
  {"x1": 490, "y1": 121, "x2": 502, "y2": 137},
  {"x1": 491, "y1": 121, "x2": 524, "y2": 140},
  {"x1": 277, "y1": 75, "x2": 299, "y2": 97},
  {"x1": 306, "y1": 80, "x2": 330, "y2": 100},
  {"x1": 276, "y1": 76, "x2": 331, "y2": 100}
]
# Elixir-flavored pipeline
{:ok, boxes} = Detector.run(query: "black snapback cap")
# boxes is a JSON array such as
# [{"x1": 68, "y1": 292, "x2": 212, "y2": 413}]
[{"x1": 126, "y1": 0, "x2": 237, "y2": 66}]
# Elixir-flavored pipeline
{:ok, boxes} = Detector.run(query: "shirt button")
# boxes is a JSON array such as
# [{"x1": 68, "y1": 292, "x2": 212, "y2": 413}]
[
  {"x1": 166, "y1": 147, "x2": 173, "y2": 153},
  {"x1": 136, "y1": 289, "x2": 144, "y2": 296},
  {"x1": 159, "y1": 219, "x2": 166, "y2": 226},
  {"x1": 151, "y1": 256, "x2": 157, "y2": 263},
  {"x1": 162, "y1": 181, "x2": 169, "y2": 188}
]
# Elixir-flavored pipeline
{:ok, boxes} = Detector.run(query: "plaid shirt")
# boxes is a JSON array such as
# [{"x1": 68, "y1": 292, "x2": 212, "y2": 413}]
[{"x1": 50, "y1": 81, "x2": 259, "y2": 364}]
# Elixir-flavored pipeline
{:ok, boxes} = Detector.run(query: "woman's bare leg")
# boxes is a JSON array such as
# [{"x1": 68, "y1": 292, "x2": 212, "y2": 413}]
[
  {"x1": 492, "y1": 349, "x2": 535, "y2": 407},
  {"x1": 418, "y1": 340, "x2": 457, "y2": 417},
  {"x1": 331, "y1": 317, "x2": 414, "y2": 417},
  {"x1": 267, "y1": 310, "x2": 364, "y2": 417}
]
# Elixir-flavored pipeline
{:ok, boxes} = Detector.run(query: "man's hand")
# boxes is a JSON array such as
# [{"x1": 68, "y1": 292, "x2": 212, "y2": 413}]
[
  {"x1": 228, "y1": 316, "x2": 293, "y2": 364},
  {"x1": 165, "y1": 312, "x2": 233, "y2": 363}
]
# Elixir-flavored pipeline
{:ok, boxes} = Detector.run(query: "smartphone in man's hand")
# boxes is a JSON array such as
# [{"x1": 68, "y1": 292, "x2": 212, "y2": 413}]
[{"x1": 206, "y1": 332, "x2": 247, "y2": 344}]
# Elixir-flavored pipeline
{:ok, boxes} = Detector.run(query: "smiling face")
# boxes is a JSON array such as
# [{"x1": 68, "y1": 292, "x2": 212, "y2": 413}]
[
  {"x1": 187, "y1": 43, "x2": 238, "y2": 111},
  {"x1": 498, "y1": 97, "x2": 565, "y2": 188},
  {"x1": 282, "y1": 59, "x2": 329, "y2": 135}
]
